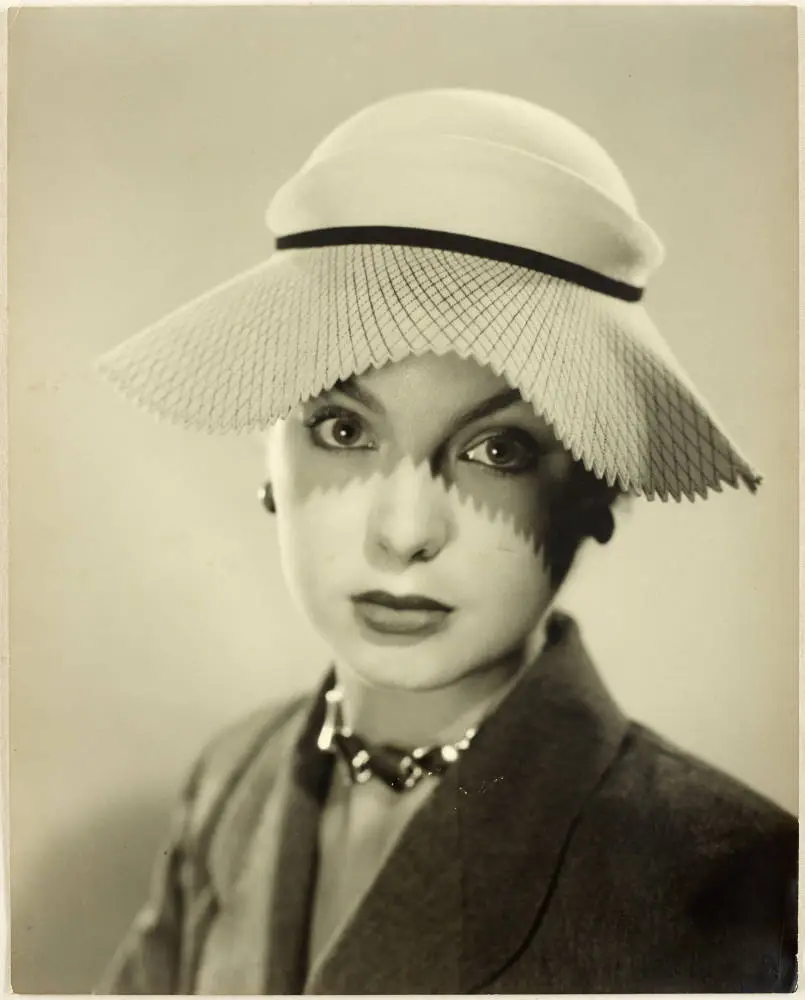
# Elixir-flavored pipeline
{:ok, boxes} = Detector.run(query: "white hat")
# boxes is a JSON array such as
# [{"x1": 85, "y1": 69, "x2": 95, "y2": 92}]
[{"x1": 96, "y1": 88, "x2": 761, "y2": 501}]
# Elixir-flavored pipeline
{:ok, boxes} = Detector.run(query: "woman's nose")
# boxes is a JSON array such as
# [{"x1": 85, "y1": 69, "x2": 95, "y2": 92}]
[{"x1": 366, "y1": 460, "x2": 452, "y2": 566}]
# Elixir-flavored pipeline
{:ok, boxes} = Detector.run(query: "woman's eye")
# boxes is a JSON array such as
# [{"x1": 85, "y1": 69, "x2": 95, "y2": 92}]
[
  {"x1": 460, "y1": 431, "x2": 540, "y2": 473},
  {"x1": 307, "y1": 410, "x2": 375, "y2": 451}
]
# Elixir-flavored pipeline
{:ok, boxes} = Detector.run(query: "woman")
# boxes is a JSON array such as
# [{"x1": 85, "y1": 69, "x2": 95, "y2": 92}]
[{"x1": 95, "y1": 89, "x2": 796, "y2": 993}]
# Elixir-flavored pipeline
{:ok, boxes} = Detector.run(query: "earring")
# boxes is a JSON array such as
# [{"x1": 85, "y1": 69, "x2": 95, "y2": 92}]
[{"x1": 258, "y1": 481, "x2": 276, "y2": 514}]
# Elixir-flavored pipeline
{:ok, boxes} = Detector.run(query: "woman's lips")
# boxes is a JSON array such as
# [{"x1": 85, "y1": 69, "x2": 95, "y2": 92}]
[
  {"x1": 351, "y1": 591, "x2": 453, "y2": 636},
  {"x1": 353, "y1": 590, "x2": 453, "y2": 612}
]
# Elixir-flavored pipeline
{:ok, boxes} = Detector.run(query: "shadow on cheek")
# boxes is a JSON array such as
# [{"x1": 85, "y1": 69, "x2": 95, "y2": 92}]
[{"x1": 281, "y1": 451, "x2": 557, "y2": 556}]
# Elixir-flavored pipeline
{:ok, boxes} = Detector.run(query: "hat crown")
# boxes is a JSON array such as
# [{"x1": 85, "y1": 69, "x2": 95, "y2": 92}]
[
  {"x1": 268, "y1": 87, "x2": 665, "y2": 288},
  {"x1": 306, "y1": 88, "x2": 639, "y2": 216}
]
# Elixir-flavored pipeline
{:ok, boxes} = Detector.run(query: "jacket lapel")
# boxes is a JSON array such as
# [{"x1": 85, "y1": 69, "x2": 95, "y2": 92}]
[
  {"x1": 265, "y1": 702, "x2": 334, "y2": 993},
  {"x1": 308, "y1": 612, "x2": 629, "y2": 994},
  {"x1": 457, "y1": 612, "x2": 629, "y2": 990},
  {"x1": 304, "y1": 769, "x2": 465, "y2": 994},
  {"x1": 193, "y1": 694, "x2": 329, "y2": 995}
]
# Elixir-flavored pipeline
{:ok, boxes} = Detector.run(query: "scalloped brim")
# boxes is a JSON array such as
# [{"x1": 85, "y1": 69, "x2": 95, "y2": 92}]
[{"x1": 95, "y1": 243, "x2": 761, "y2": 502}]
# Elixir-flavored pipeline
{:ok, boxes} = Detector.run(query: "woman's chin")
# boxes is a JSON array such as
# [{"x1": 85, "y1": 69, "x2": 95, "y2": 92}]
[
  {"x1": 339, "y1": 638, "x2": 508, "y2": 694},
  {"x1": 348, "y1": 662, "x2": 467, "y2": 693}
]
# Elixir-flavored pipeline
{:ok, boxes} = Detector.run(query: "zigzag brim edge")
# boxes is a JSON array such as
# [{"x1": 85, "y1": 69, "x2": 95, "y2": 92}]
[{"x1": 95, "y1": 245, "x2": 762, "y2": 503}]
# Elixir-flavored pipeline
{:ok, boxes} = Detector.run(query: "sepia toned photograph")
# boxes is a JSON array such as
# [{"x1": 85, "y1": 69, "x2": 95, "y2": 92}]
[{"x1": 8, "y1": 4, "x2": 799, "y2": 994}]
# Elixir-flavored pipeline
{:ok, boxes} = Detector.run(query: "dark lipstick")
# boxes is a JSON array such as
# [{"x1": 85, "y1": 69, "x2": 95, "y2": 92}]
[{"x1": 352, "y1": 590, "x2": 453, "y2": 613}]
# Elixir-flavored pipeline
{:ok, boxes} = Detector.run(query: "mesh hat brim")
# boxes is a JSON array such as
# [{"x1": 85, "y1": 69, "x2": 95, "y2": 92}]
[{"x1": 96, "y1": 244, "x2": 761, "y2": 501}]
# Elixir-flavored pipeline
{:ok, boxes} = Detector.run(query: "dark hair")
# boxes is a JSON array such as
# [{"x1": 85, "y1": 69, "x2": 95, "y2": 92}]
[{"x1": 543, "y1": 461, "x2": 623, "y2": 590}]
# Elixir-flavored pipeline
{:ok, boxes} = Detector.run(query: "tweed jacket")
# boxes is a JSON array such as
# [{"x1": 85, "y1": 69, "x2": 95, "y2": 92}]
[{"x1": 100, "y1": 613, "x2": 797, "y2": 994}]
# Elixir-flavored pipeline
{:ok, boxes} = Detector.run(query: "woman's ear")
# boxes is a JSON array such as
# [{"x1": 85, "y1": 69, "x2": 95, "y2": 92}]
[
  {"x1": 542, "y1": 464, "x2": 622, "y2": 590},
  {"x1": 589, "y1": 491, "x2": 633, "y2": 544},
  {"x1": 584, "y1": 506, "x2": 615, "y2": 544}
]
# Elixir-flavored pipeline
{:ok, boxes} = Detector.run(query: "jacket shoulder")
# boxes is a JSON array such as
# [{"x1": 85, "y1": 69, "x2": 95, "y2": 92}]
[
  {"x1": 617, "y1": 722, "x2": 796, "y2": 834},
  {"x1": 184, "y1": 693, "x2": 312, "y2": 848},
  {"x1": 572, "y1": 722, "x2": 797, "y2": 989}
]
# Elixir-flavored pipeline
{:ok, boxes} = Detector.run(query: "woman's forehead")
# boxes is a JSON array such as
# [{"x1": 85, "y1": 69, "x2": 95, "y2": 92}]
[
  {"x1": 357, "y1": 351, "x2": 507, "y2": 399},
  {"x1": 316, "y1": 352, "x2": 554, "y2": 435}
]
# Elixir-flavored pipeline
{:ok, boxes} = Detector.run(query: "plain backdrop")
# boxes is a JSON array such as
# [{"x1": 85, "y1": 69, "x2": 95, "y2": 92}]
[{"x1": 8, "y1": 5, "x2": 799, "y2": 993}]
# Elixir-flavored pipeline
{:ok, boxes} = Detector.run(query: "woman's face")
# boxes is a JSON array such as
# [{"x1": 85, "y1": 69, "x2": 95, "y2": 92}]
[{"x1": 267, "y1": 351, "x2": 572, "y2": 692}]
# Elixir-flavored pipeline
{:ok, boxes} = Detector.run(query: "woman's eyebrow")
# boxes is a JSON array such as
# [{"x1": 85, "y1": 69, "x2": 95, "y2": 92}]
[
  {"x1": 328, "y1": 381, "x2": 523, "y2": 429},
  {"x1": 331, "y1": 378, "x2": 385, "y2": 414},
  {"x1": 448, "y1": 387, "x2": 524, "y2": 435}
]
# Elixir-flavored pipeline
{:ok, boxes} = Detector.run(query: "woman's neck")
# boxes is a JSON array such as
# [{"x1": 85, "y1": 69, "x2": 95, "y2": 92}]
[{"x1": 334, "y1": 621, "x2": 548, "y2": 749}]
